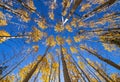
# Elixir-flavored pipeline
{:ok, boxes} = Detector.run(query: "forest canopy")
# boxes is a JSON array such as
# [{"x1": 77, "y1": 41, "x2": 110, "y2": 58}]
[{"x1": 0, "y1": 0, "x2": 120, "y2": 82}]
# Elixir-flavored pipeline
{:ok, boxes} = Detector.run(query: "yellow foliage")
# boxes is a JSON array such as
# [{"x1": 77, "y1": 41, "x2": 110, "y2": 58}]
[
  {"x1": 0, "y1": 12, "x2": 7, "y2": 26},
  {"x1": 74, "y1": 36, "x2": 80, "y2": 42},
  {"x1": 78, "y1": 61, "x2": 84, "y2": 69},
  {"x1": 19, "y1": 62, "x2": 37, "y2": 81},
  {"x1": 50, "y1": 2, "x2": 56, "y2": 10},
  {"x1": 37, "y1": 55, "x2": 42, "y2": 60},
  {"x1": 56, "y1": 36, "x2": 64, "y2": 45},
  {"x1": 37, "y1": 20, "x2": 47, "y2": 29},
  {"x1": 70, "y1": 18, "x2": 77, "y2": 27},
  {"x1": 27, "y1": 0, "x2": 36, "y2": 11},
  {"x1": 30, "y1": 27, "x2": 43, "y2": 42},
  {"x1": 0, "y1": 20, "x2": 7, "y2": 26},
  {"x1": 0, "y1": 75, "x2": 15, "y2": 82},
  {"x1": 91, "y1": 78, "x2": 98, "y2": 82},
  {"x1": 62, "y1": 10, "x2": 67, "y2": 16},
  {"x1": 89, "y1": 0, "x2": 106, "y2": 4},
  {"x1": 110, "y1": 73, "x2": 118, "y2": 82},
  {"x1": 80, "y1": 3, "x2": 91, "y2": 12},
  {"x1": 102, "y1": 43, "x2": 116, "y2": 52},
  {"x1": 52, "y1": 62, "x2": 59, "y2": 69},
  {"x1": 74, "y1": 35, "x2": 85, "y2": 42},
  {"x1": 65, "y1": 24, "x2": 73, "y2": 32},
  {"x1": 66, "y1": 37, "x2": 72, "y2": 45},
  {"x1": 0, "y1": 30, "x2": 10, "y2": 43},
  {"x1": 46, "y1": 36, "x2": 56, "y2": 46},
  {"x1": 89, "y1": 21, "x2": 95, "y2": 28},
  {"x1": 49, "y1": 12, "x2": 54, "y2": 20},
  {"x1": 16, "y1": 9, "x2": 30, "y2": 22},
  {"x1": 78, "y1": 21, "x2": 86, "y2": 27},
  {"x1": 87, "y1": 59, "x2": 95, "y2": 67},
  {"x1": 62, "y1": 0, "x2": 71, "y2": 8},
  {"x1": 55, "y1": 24, "x2": 64, "y2": 32},
  {"x1": 62, "y1": 47, "x2": 67, "y2": 54},
  {"x1": 41, "y1": 74, "x2": 49, "y2": 82},
  {"x1": 32, "y1": 45, "x2": 39, "y2": 52},
  {"x1": 65, "y1": 54, "x2": 71, "y2": 60},
  {"x1": 70, "y1": 46, "x2": 78, "y2": 53}
]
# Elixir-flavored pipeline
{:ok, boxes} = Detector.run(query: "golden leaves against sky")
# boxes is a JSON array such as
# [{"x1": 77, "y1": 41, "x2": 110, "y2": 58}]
[
  {"x1": 54, "y1": 23, "x2": 64, "y2": 32},
  {"x1": 15, "y1": 9, "x2": 30, "y2": 22},
  {"x1": 65, "y1": 24, "x2": 73, "y2": 32},
  {"x1": 0, "y1": 0, "x2": 120, "y2": 82},
  {"x1": 27, "y1": 0, "x2": 36, "y2": 11},
  {"x1": 0, "y1": 30, "x2": 10, "y2": 43},
  {"x1": 56, "y1": 36, "x2": 64, "y2": 45},
  {"x1": 46, "y1": 36, "x2": 56, "y2": 47},
  {"x1": 32, "y1": 45, "x2": 39, "y2": 52},
  {"x1": 0, "y1": 12, "x2": 7, "y2": 26},
  {"x1": 30, "y1": 27, "x2": 43, "y2": 42},
  {"x1": 80, "y1": 3, "x2": 91, "y2": 12},
  {"x1": 49, "y1": 11, "x2": 54, "y2": 20},
  {"x1": 70, "y1": 46, "x2": 78, "y2": 54},
  {"x1": 37, "y1": 20, "x2": 47, "y2": 29}
]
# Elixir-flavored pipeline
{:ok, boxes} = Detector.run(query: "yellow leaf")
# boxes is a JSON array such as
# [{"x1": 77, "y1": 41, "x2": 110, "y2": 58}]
[
  {"x1": 56, "y1": 36, "x2": 64, "y2": 45},
  {"x1": 16, "y1": 9, "x2": 30, "y2": 22},
  {"x1": 0, "y1": 30, "x2": 10, "y2": 43},
  {"x1": 70, "y1": 18, "x2": 77, "y2": 27},
  {"x1": 49, "y1": 12, "x2": 54, "y2": 20},
  {"x1": 0, "y1": 12, "x2": 7, "y2": 26},
  {"x1": 66, "y1": 37, "x2": 72, "y2": 45},
  {"x1": 30, "y1": 27, "x2": 43, "y2": 42},
  {"x1": 80, "y1": 3, "x2": 91, "y2": 12},
  {"x1": 102, "y1": 43, "x2": 116, "y2": 52},
  {"x1": 62, "y1": 47, "x2": 67, "y2": 54},
  {"x1": 32, "y1": 45, "x2": 39, "y2": 52},
  {"x1": 70, "y1": 46, "x2": 78, "y2": 53},
  {"x1": 55, "y1": 24, "x2": 64, "y2": 32},
  {"x1": 46, "y1": 36, "x2": 56, "y2": 46},
  {"x1": 65, "y1": 24, "x2": 73, "y2": 32},
  {"x1": 27, "y1": 0, "x2": 36, "y2": 11},
  {"x1": 37, "y1": 20, "x2": 47, "y2": 29},
  {"x1": 78, "y1": 61, "x2": 84, "y2": 69}
]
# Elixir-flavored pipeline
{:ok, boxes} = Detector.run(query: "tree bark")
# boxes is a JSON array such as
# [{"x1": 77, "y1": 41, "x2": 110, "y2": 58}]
[
  {"x1": 80, "y1": 47, "x2": 120, "y2": 70},
  {"x1": 67, "y1": 0, "x2": 82, "y2": 19},
  {"x1": 60, "y1": 46, "x2": 71, "y2": 82},
  {"x1": 70, "y1": 55, "x2": 91, "y2": 82},
  {"x1": 22, "y1": 46, "x2": 50, "y2": 82}
]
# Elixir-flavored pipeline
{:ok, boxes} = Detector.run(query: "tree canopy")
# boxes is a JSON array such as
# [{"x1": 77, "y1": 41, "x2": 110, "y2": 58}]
[{"x1": 0, "y1": 0, "x2": 120, "y2": 82}]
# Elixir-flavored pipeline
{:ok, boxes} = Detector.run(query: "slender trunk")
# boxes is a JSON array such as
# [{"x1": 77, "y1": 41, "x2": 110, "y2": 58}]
[
  {"x1": 78, "y1": 0, "x2": 116, "y2": 21},
  {"x1": 0, "y1": 50, "x2": 33, "y2": 80},
  {"x1": 58, "y1": 54, "x2": 61, "y2": 82},
  {"x1": 78, "y1": 52, "x2": 114, "y2": 82},
  {"x1": 60, "y1": 46, "x2": 71, "y2": 82},
  {"x1": 77, "y1": 52, "x2": 102, "y2": 82},
  {"x1": 67, "y1": 0, "x2": 82, "y2": 19},
  {"x1": 71, "y1": 60, "x2": 86, "y2": 82},
  {"x1": 22, "y1": 46, "x2": 50, "y2": 82},
  {"x1": 91, "y1": 0, "x2": 116, "y2": 14},
  {"x1": 70, "y1": 55, "x2": 91, "y2": 82},
  {"x1": 33, "y1": 63, "x2": 43, "y2": 82},
  {"x1": 49, "y1": 62, "x2": 53, "y2": 82},
  {"x1": 80, "y1": 47, "x2": 120, "y2": 70}
]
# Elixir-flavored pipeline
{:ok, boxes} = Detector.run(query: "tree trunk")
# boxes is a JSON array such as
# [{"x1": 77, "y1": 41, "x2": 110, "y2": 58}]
[
  {"x1": 22, "y1": 46, "x2": 50, "y2": 82},
  {"x1": 81, "y1": 47, "x2": 120, "y2": 70},
  {"x1": 70, "y1": 55, "x2": 91, "y2": 82},
  {"x1": 58, "y1": 54, "x2": 61, "y2": 82},
  {"x1": 60, "y1": 46, "x2": 71, "y2": 82},
  {"x1": 67, "y1": 0, "x2": 82, "y2": 19}
]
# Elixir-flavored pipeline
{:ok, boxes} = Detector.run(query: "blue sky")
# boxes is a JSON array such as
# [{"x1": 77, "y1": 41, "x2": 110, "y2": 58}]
[{"x1": 0, "y1": 0, "x2": 120, "y2": 81}]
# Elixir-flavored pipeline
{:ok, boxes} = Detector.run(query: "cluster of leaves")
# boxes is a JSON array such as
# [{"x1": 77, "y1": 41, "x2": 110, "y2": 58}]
[{"x1": 0, "y1": 0, "x2": 120, "y2": 82}]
